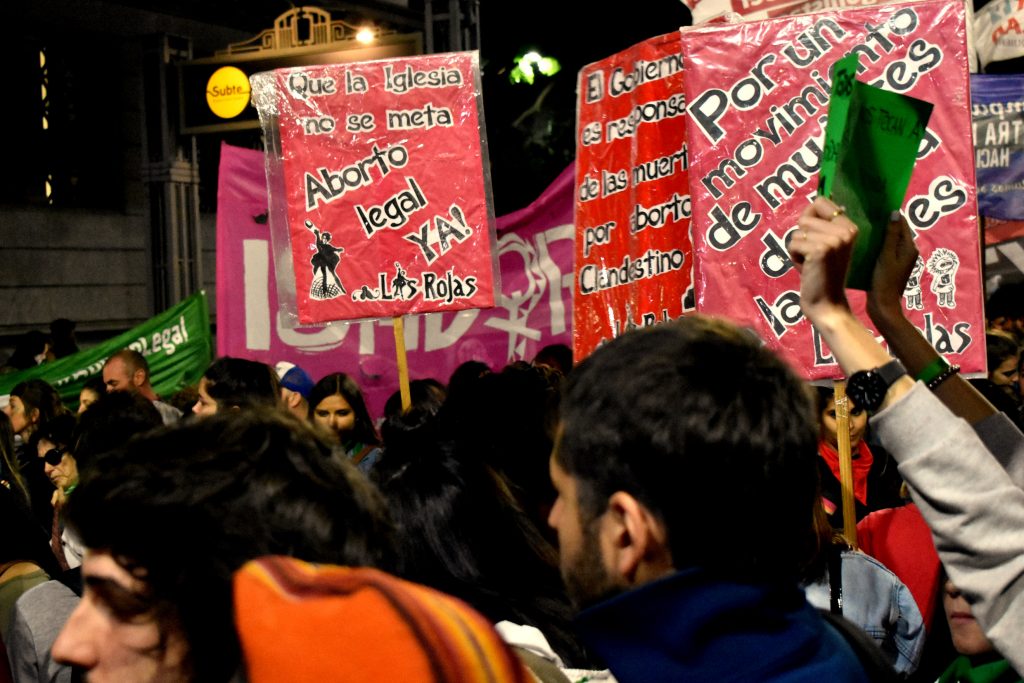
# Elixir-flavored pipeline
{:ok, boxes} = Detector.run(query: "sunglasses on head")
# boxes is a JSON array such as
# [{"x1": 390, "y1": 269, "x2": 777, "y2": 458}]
[{"x1": 41, "y1": 448, "x2": 67, "y2": 467}]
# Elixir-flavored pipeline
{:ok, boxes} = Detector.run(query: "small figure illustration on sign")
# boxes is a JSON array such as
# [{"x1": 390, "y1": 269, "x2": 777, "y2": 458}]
[
  {"x1": 926, "y1": 248, "x2": 959, "y2": 309},
  {"x1": 903, "y1": 256, "x2": 925, "y2": 311},
  {"x1": 307, "y1": 219, "x2": 345, "y2": 300},
  {"x1": 391, "y1": 262, "x2": 418, "y2": 300}
]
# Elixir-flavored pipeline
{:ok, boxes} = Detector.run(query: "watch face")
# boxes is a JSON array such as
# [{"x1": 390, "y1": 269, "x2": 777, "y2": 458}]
[{"x1": 848, "y1": 371, "x2": 885, "y2": 413}]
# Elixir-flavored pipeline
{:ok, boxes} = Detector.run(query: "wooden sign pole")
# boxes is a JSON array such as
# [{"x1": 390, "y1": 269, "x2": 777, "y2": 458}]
[
  {"x1": 834, "y1": 380, "x2": 857, "y2": 548},
  {"x1": 393, "y1": 316, "x2": 412, "y2": 413}
]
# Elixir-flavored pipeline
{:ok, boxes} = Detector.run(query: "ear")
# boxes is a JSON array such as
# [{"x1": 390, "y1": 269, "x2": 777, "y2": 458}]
[
  {"x1": 132, "y1": 368, "x2": 146, "y2": 387},
  {"x1": 601, "y1": 492, "x2": 674, "y2": 587},
  {"x1": 286, "y1": 391, "x2": 302, "y2": 409},
  {"x1": 27, "y1": 407, "x2": 40, "y2": 426}
]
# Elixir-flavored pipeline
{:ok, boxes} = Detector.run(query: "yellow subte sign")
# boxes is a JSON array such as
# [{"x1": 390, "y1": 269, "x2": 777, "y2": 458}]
[{"x1": 206, "y1": 66, "x2": 251, "y2": 119}]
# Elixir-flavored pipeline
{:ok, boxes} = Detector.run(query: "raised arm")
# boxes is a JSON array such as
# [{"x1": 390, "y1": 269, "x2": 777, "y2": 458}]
[
  {"x1": 864, "y1": 214, "x2": 998, "y2": 425},
  {"x1": 790, "y1": 196, "x2": 1024, "y2": 672},
  {"x1": 789, "y1": 197, "x2": 913, "y2": 409}
]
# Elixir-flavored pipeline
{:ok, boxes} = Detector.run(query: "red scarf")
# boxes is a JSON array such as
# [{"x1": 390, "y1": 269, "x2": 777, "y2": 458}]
[{"x1": 818, "y1": 439, "x2": 874, "y2": 505}]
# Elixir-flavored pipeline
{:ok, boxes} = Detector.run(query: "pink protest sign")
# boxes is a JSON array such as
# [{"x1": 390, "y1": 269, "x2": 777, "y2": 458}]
[
  {"x1": 249, "y1": 52, "x2": 496, "y2": 325},
  {"x1": 216, "y1": 143, "x2": 574, "y2": 418},
  {"x1": 680, "y1": 0, "x2": 985, "y2": 378},
  {"x1": 574, "y1": 32, "x2": 693, "y2": 361},
  {"x1": 685, "y1": 0, "x2": 904, "y2": 25}
]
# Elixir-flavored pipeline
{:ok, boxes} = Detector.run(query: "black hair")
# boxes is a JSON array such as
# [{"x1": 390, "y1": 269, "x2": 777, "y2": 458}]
[
  {"x1": 49, "y1": 318, "x2": 79, "y2": 359},
  {"x1": 374, "y1": 426, "x2": 590, "y2": 667},
  {"x1": 10, "y1": 379, "x2": 67, "y2": 435},
  {"x1": 5, "y1": 330, "x2": 50, "y2": 370},
  {"x1": 446, "y1": 360, "x2": 491, "y2": 398},
  {"x1": 80, "y1": 376, "x2": 107, "y2": 400},
  {"x1": 307, "y1": 372, "x2": 378, "y2": 447},
  {"x1": 813, "y1": 385, "x2": 834, "y2": 415},
  {"x1": 533, "y1": 343, "x2": 574, "y2": 376},
  {"x1": 202, "y1": 357, "x2": 280, "y2": 411},
  {"x1": 71, "y1": 391, "x2": 163, "y2": 472},
  {"x1": 28, "y1": 413, "x2": 78, "y2": 455},
  {"x1": 558, "y1": 316, "x2": 820, "y2": 584},
  {"x1": 65, "y1": 409, "x2": 395, "y2": 682},
  {"x1": 812, "y1": 385, "x2": 865, "y2": 420},
  {"x1": 441, "y1": 361, "x2": 562, "y2": 533},
  {"x1": 0, "y1": 483, "x2": 61, "y2": 576},
  {"x1": 986, "y1": 281, "x2": 1024, "y2": 322},
  {"x1": 382, "y1": 378, "x2": 447, "y2": 419},
  {"x1": 0, "y1": 411, "x2": 29, "y2": 506},
  {"x1": 986, "y1": 333, "x2": 1020, "y2": 374}
]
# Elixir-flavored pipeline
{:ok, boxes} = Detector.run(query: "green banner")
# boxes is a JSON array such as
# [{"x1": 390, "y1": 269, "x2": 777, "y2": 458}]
[{"x1": 0, "y1": 291, "x2": 213, "y2": 408}]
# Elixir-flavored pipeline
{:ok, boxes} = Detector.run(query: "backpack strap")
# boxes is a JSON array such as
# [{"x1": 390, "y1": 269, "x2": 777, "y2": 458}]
[
  {"x1": 820, "y1": 610, "x2": 901, "y2": 683},
  {"x1": 827, "y1": 545, "x2": 844, "y2": 615}
]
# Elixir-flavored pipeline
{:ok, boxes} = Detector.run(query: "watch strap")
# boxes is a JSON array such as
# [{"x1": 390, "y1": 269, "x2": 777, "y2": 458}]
[{"x1": 877, "y1": 358, "x2": 908, "y2": 386}]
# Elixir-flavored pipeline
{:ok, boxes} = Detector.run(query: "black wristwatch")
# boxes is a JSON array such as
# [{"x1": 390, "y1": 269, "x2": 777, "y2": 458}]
[{"x1": 846, "y1": 359, "x2": 907, "y2": 413}]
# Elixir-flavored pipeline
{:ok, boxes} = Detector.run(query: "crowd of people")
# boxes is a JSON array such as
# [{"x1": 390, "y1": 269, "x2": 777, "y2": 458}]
[{"x1": 0, "y1": 204, "x2": 1022, "y2": 681}]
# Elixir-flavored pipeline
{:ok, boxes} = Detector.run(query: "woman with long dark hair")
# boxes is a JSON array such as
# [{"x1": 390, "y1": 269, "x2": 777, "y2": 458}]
[
  {"x1": 374, "y1": 422, "x2": 600, "y2": 679},
  {"x1": 3, "y1": 380, "x2": 67, "y2": 530},
  {"x1": 308, "y1": 373, "x2": 379, "y2": 471},
  {"x1": 0, "y1": 411, "x2": 29, "y2": 507}
]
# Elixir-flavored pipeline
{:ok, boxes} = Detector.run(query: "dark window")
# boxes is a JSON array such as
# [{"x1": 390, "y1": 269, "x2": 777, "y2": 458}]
[{"x1": 0, "y1": 34, "x2": 127, "y2": 209}]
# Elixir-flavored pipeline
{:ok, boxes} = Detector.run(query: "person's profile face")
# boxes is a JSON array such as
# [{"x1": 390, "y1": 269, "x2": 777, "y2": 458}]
[
  {"x1": 192, "y1": 378, "x2": 219, "y2": 418},
  {"x1": 547, "y1": 447, "x2": 618, "y2": 609},
  {"x1": 103, "y1": 359, "x2": 135, "y2": 394},
  {"x1": 991, "y1": 354, "x2": 1020, "y2": 389},
  {"x1": 4, "y1": 395, "x2": 36, "y2": 436},
  {"x1": 78, "y1": 388, "x2": 102, "y2": 415},
  {"x1": 37, "y1": 437, "x2": 78, "y2": 492},
  {"x1": 52, "y1": 550, "x2": 190, "y2": 681},
  {"x1": 943, "y1": 579, "x2": 993, "y2": 656}
]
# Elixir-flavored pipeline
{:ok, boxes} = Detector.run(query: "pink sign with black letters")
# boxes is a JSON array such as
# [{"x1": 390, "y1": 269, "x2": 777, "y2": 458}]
[
  {"x1": 250, "y1": 52, "x2": 497, "y2": 325},
  {"x1": 680, "y1": 0, "x2": 985, "y2": 378}
]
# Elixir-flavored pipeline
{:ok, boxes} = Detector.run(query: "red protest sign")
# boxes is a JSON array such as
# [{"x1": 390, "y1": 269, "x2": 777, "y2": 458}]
[
  {"x1": 574, "y1": 32, "x2": 694, "y2": 360},
  {"x1": 680, "y1": 0, "x2": 985, "y2": 378},
  {"x1": 250, "y1": 52, "x2": 496, "y2": 325}
]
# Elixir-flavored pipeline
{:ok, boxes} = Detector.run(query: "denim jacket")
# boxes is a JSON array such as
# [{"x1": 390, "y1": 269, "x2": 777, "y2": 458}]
[{"x1": 804, "y1": 549, "x2": 925, "y2": 676}]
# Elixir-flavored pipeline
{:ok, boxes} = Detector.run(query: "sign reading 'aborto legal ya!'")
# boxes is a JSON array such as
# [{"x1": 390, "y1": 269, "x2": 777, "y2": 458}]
[{"x1": 250, "y1": 52, "x2": 497, "y2": 326}]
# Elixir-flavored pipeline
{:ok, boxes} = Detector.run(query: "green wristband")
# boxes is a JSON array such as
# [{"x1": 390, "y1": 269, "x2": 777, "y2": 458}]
[{"x1": 914, "y1": 356, "x2": 949, "y2": 385}]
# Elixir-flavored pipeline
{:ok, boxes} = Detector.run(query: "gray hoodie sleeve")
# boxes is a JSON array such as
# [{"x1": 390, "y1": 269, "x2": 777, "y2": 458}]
[{"x1": 871, "y1": 382, "x2": 1024, "y2": 674}]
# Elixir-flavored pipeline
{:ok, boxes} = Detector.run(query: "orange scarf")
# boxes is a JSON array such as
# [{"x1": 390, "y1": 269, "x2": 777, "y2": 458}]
[
  {"x1": 818, "y1": 439, "x2": 874, "y2": 505},
  {"x1": 234, "y1": 557, "x2": 531, "y2": 683}
]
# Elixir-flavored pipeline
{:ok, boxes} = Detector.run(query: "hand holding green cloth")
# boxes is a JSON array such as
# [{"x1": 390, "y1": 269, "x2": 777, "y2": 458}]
[{"x1": 818, "y1": 54, "x2": 933, "y2": 290}]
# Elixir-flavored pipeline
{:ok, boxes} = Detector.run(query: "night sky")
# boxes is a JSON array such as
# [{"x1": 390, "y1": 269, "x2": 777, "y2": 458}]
[{"x1": 477, "y1": 1, "x2": 692, "y2": 213}]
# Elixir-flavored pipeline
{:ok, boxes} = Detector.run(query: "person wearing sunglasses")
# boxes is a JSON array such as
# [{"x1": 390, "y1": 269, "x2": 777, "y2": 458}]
[{"x1": 29, "y1": 414, "x2": 82, "y2": 570}]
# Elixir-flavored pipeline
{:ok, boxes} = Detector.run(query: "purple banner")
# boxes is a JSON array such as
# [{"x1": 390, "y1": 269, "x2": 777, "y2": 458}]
[{"x1": 216, "y1": 142, "x2": 573, "y2": 418}]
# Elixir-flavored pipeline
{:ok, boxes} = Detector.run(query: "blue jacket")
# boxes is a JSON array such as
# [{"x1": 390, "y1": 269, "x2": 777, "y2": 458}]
[
  {"x1": 804, "y1": 549, "x2": 925, "y2": 674},
  {"x1": 575, "y1": 568, "x2": 871, "y2": 683}
]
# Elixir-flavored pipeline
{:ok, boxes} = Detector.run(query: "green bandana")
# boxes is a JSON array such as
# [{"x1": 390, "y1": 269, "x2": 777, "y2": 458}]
[{"x1": 937, "y1": 656, "x2": 1021, "y2": 683}]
